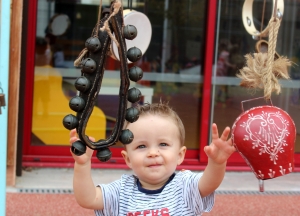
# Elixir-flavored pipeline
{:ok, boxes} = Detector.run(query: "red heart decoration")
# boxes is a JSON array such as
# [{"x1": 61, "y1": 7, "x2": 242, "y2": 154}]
[{"x1": 232, "y1": 105, "x2": 296, "y2": 180}]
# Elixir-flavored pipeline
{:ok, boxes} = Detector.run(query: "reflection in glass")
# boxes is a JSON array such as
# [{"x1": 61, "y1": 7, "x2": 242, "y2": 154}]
[
  {"x1": 213, "y1": 0, "x2": 300, "y2": 153},
  {"x1": 31, "y1": 0, "x2": 207, "y2": 150}
]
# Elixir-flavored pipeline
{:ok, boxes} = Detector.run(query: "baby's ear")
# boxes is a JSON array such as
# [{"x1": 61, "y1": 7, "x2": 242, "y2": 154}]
[
  {"x1": 177, "y1": 146, "x2": 187, "y2": 165},
  {"x1": 121, "y1": 150, "x2": 132, "y2": 168}
]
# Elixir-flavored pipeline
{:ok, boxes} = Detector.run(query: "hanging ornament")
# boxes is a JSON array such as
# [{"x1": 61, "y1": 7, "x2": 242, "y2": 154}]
[
  {"x1": 233, "y1": 0, "x2": 296, "y2": 192},
  {"x1": 63, "y1": 0, "x2": 152, "y2": 162},
  {"x1": 232, "y1": 98, "x2": 296, "y2": 192}
]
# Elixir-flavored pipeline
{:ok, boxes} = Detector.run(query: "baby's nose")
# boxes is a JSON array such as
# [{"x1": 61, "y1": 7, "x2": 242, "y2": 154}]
[{"x1": 147, "y1": 147, "x2": 159, "y2": 157}]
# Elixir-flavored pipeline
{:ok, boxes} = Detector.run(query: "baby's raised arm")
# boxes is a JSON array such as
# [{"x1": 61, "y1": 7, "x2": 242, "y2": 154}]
[
  {"x1": 70, "y1": 129, "x2": 104, "y2": 210},
  {"x1": 198, "y1": 123, "x2": 235, "y2": 197}
]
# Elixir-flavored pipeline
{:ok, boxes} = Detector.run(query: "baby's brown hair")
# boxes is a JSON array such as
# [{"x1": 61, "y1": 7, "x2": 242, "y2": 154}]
[{"x1": 125, "y1": 102, "x2": 185, "y2": 146}]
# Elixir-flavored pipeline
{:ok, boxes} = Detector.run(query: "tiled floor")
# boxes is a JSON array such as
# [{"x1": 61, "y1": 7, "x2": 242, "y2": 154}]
[
  {"x1": 7, "y1": 168, "x2": 300, "y2": 192},
  {"x1": 6, "y1": 168, "x2": 300, "y2": 216},
  {"x1": 6, "y1": 192, "x2": 300, "y2": 216}
]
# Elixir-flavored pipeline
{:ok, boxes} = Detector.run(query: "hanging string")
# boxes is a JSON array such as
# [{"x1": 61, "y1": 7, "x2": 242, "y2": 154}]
[
  {"x1": 237, "y1": 0, "x2": 292, "y2": 100},
  {"x1": 74, "y1": 0, "x2": 103, "y2": 67},
  {"x1": 94, "y1": 0, "x2": 103, "y2": 37},
  {"x1": 100, "y1": 0, "x2": 122, "y2": 47},
  {"x1": 273, "y1": 0, "x2": 278, "y2": 21},
  {"x1": 259, "y1": 0, "x2": 266, "y2": 40},
  {"x1": 128, "y1": 0, "x2": 132, "y2": 10},
  {"x1": 263, "y1": 0, "x2": 282, "y2": 98},
  {"x1": 74, "y1": 49, "x2": 89, "y2": 67}
]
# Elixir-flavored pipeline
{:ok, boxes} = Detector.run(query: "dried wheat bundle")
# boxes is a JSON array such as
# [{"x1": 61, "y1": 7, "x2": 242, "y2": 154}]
[
  {"x1": 238, "y1": 53, "x2": 291, "y2": 94},
  {"x1": 237, "y1": 15, "x2": 294, "y2": 100}
]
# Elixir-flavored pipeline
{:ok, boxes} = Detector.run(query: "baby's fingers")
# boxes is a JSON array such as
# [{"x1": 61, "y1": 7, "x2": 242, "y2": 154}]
[
  {"x1": 89, "y1": 136, "x2": 95, "y2": 142},
  {"x1": 69, "y1": 129, "x2": 78, "y2": 144},
  {"x1": 211, "y1": 123, "x2": 219, "y2": 140},
  {"x1": 220, "y1": 126, "x2": 231, "y2": 141},
  {"x1": 204, "y1": 145, "x2": 212, "y2": 157},
  {"x1": 70, "y1": 129, "x2": 77, "y2": 138},
  {"x1": 70, "y1": 137, "x2": 79, "y2": 145}
]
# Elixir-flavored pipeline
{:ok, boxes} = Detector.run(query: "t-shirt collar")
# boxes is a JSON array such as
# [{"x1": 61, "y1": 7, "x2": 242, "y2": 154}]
[{"x1": 136, "y1": 173, "x2": 176, "y2": 194}]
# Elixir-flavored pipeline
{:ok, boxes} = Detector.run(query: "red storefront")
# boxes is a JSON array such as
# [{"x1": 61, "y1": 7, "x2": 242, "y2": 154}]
[{"x1": 12, "y1": 0, "x2": 300, "y2": 176}]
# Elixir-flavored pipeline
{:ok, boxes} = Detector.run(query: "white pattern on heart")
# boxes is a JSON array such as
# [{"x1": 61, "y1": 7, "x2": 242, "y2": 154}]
[
  {"x1": 279, "y1": 166, "x2": 286, "y2": 175},
  {"x1": 268, "y1": 169, "x2": 275, "y2": 178},
  {"x1": 240, "y1": 111, "x2": 290, "y2": 165},
  {"x1": 256, "y1": 163, "x2": 293, "y2": 180},
  {"x1": 257, "y1": 170, "x2": 264, "y2": 179}
]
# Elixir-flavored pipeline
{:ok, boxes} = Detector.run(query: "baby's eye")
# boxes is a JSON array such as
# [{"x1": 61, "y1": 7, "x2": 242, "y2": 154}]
[
  {"x1": 160, "y1": 143, "x2": 168, "y2": 147},
  {"x1": 137, "y1": 145, "x2": 146, "y2": 149}
]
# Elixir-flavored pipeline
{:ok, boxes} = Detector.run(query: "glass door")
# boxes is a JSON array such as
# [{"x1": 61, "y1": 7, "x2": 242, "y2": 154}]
[
  {"x1": 212, "y1": 0, "x2": 300, "y2": 166},
  {"x1": 22, "y1": 0, "x2": 212, "y2": 168}
]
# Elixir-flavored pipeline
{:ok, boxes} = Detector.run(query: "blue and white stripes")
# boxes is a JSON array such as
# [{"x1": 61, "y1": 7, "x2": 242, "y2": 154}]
[{"x1": 95, "y1": 171, "x2": 214, "y2": 216}]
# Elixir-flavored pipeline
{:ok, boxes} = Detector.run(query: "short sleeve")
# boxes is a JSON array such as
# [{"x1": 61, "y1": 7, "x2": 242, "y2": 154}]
[
  {"x1": 180, "y1": 171, "x2": 215, "y2": 213},
  {"x1": 94, "y1": 179, "x2": 121, "y2": 216}
]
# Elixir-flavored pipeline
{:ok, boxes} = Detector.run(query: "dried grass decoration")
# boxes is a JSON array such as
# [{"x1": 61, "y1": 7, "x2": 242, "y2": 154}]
[{"x1": 237, "y1": 16, "x2": 292, "y2": 100}]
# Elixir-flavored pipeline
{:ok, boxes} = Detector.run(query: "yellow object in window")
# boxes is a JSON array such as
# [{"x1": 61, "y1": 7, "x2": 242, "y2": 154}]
[{"x1": 32, "y1": 66, "x2": 106, "y2": 145}]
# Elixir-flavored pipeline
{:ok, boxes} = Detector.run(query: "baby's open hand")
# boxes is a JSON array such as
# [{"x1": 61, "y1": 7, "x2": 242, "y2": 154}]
[
  {"x1": 204, "y1": 123, "x2": 235, "y2": 165},
  {"x1": 69, "y1": 129, "x2": 95, "y2": 165}
]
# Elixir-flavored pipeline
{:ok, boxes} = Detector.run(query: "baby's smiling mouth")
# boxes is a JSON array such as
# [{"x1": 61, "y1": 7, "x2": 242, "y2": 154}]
[{"x1": 148, "y1": 164, "x2": 161, "y2": 168}]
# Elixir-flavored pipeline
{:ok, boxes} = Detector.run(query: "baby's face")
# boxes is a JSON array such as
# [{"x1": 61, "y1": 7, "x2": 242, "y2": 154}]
[{"x1": 121, "y1": 114, "x2": 186, "y2": 189}]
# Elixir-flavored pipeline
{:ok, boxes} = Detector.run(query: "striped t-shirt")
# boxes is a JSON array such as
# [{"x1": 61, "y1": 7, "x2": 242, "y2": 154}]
[{"x1": 95, "y1": 170, "x2": 215, "y2": 216}]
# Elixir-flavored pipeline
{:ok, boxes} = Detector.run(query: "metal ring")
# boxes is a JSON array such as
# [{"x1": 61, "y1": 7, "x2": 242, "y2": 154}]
[{"x1": 242, "y1": 0, "x2": 284, "y2": 37}]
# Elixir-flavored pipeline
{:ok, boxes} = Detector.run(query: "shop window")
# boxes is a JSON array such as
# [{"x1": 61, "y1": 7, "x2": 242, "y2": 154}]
[
  {"x1": 212, "y1": 0, "x2": 300, "y2": 154},
  {"x1": 31, "y1": 0, "x2": 207, "y2": 152}
]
